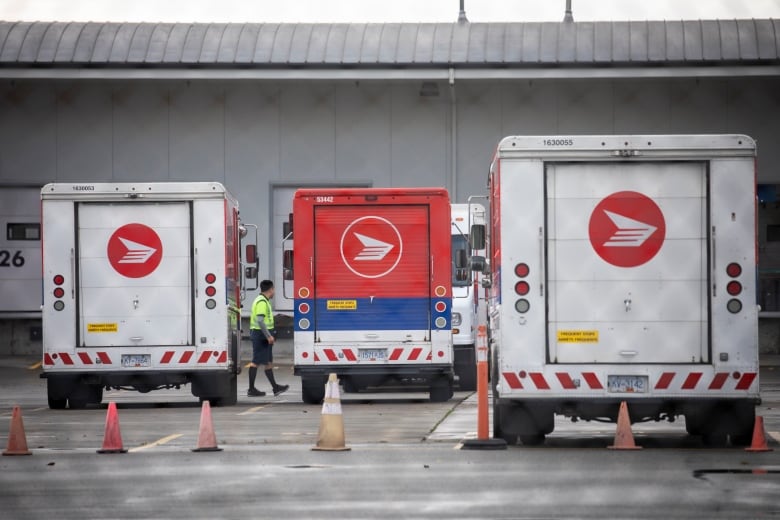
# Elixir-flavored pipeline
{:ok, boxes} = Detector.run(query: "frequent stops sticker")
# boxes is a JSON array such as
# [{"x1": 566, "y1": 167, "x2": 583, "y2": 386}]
[{"x1": 588, "y1": 191, "x2": 666, "y2": 268}]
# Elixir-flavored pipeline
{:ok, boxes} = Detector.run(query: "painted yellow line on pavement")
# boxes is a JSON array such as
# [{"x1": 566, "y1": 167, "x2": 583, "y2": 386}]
[
  {"x1": 28, "y1": 361, "x2": 42, "y2": 370},
  {"x1": 238, "y1": 405, "x2": 267, "y2": 416},
  {"x1": 128, "y1": 433, "x2": 183, "y2": 452}
]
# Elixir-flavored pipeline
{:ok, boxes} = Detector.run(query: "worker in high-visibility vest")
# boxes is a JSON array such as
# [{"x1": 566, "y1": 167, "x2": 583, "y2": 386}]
[{"x1": 247, "y1": 280, "x2": 289, "y2": 397}]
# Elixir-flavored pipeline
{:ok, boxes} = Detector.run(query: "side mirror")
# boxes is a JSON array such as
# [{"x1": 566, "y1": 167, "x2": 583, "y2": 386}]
[
  {"x1": 470, "y1": 224, "x2": 486, "y2": 250},
  {"x1": 470, "y1": 255, "x2": 486, "y2": 273},
  {"x1": 282, "y1": 213, "x2": 294, "y2": 239},
  {"x1": 283, "y1": 250, "x2": 294, "y2": 280},
  {"x1": 245, "y1": 244, "x2": 258, "y2": 265}
]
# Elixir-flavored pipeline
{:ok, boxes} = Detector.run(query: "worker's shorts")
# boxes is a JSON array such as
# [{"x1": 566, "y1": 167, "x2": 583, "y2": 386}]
[{"x1": 250, "y1": 328, "x2": 276, "y2": 365}]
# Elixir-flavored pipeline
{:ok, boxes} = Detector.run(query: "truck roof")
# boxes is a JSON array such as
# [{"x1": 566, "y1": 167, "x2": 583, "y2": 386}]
[
  {"x1": 41, "y1": 182, "x2": 232, "y2": 200},
  {"x1": 294, "y1": 187, "x2": 449, "y2": 200},
  {"x1": 496, "y1": 134, "x2": 756, "y2": 159}
]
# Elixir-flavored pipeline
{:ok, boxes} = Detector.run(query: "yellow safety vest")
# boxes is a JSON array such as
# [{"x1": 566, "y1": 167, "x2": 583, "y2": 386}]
[{"x1": 250, "y1": 294, "x2": 274, "y2": 330}]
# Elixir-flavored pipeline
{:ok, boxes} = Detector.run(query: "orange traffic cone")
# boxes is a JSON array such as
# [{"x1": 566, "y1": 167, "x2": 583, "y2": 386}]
[
  {"x1": 745, "y1": 416, "x2": 773, "y2": 452},
  {"x1": 192, "y1": 400, "x2": 222, "y2": 452},
  {"x1": 3, "y1": 406, "x2": 32, "y2": 456},
  {"x1": 608, "y1": 401, "x2": 642, "y2": 450},
  {"x1": 97, "y1": 402, "x2": 127, "y2": 454},
  {"x1": 312, "y1": 373, "x2": 350, "y2": 451}
]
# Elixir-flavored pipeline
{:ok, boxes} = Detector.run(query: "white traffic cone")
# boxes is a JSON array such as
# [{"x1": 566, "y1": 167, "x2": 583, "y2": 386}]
[{"x1": 312, "y1": 373, "x2": 350, "y2": 451}]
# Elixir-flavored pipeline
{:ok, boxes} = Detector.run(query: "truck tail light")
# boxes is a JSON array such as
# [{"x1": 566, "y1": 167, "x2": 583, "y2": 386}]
[
  {"x1": 726, "y1": 281, "x2": 742, "y2": 296},
  {"x1": 204, "y1": 272, "x2": 217, "y2": 306},
  {"x1": 53, "y1": 274, "x2": 65, "y2": 310},
  {"x1": 515, "y1": 263, "x2": 529, "y2": 278},
  {"x1": 726, "y1": 263, "x2": 742, "y2": 277},
  {"x1": 515, "y1": 281, "x2": 530, "y2": 295},
  {"x1": 726, "y1": 263, "x2": 743, "y2": 313}
]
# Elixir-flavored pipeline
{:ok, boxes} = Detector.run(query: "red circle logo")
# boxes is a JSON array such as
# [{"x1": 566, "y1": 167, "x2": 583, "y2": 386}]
[
  {"x1": 588, "y1": 191, "x2": 666, "y2": 268},
  {"x1": 340, "y1": 216, "x2": 402, "y2": 279},
  {"x1": 107, "y1": 223, "x2": 163, "y2": 278}
]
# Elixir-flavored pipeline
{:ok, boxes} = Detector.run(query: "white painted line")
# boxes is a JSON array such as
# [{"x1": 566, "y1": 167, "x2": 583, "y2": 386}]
[
  {"x1": 767, "y1": 431, "x2": 780, "y2": 443},
  {"x1": 128, "y1": 433, "x2": 183, "y2": 452},
  {"x1": 237, "y1": 405, "x2": 267, "y2": 416}
]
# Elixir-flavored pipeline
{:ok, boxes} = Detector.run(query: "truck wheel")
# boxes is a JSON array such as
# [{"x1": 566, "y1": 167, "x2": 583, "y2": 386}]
[
  {"x1": 47, "y1": 379, "x2": 68, "y2": 409},
  {"x1": 429, "y1": 377, "x2": 453, "y2": 402},
  {"x1": 301, "y1": 376, "x2": 326, "y2": 404},
  {"x1": 492, "y1": 402, "x2": 518, "y2": 445},
  {"x1": 456, "y1": 358, "x2": 477, "y2": 391},
  {"x1": 729, "y1": 403, "x2": 756, "y2": 447},
  {"x1": 519, "y1": 434, "x2": 546, "y2": 446},
  {"x1": 220, "y1": 375, "x2": 238, "y2": 406}
]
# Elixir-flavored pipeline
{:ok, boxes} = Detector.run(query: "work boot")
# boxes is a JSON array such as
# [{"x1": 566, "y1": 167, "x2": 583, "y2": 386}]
[
  {"x1": 247, "y1": 388, "x2": 266, "y2": 397},
  {"x1": 273, "y1": 384, "x2": 289, "y2": 397}
]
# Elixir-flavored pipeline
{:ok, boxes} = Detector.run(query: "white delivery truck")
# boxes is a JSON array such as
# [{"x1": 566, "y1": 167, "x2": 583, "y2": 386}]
[
  {"x1": 450, "y1": 202, "x2": 487, "y2": 391},
  {"x1": 485, "y1": 135, "x2": 759, "y2": 446},
  {"x1": 40, "y1": 182, "x2": 258, "y2": 408}
]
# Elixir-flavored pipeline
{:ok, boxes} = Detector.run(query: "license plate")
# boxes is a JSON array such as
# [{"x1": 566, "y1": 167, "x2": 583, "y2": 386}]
[
  {"x1": 358, "y1": 349, "x2": 387, "y2": 361},
  {"x1": 607, "y1": 375, "x2": 648, "y2": 393},
  {"x1": 121, "y1": 354, "x2": 151, "y2": 368}
]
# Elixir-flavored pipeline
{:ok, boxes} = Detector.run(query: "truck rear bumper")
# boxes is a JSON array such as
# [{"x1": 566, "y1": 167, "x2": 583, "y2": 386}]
[
  {"x1": 294, "y1": 363, "x2": 453, "y2": 379},
  {"x1": 497, "y1": 396, "x2": 761, "y2": 423}
]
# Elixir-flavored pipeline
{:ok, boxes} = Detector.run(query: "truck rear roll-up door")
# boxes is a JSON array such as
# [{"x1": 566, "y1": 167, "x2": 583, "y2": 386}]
[
  {"x1": 546, "y1": 162, "x2": 708, "y2": 364},
  {"x1": 312, "y1": 205, "x2": 431, "y2": 343},
  {"x1": 77, "y1": 202, "x2": 192, "y2": 347}
]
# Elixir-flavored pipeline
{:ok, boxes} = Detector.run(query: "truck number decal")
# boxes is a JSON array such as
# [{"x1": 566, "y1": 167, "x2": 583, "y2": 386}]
[
  {"x1": 543, "y1": 139, "x2": 574, "y2": 146},
  {"x1": 316, "y1": 196, "x2": 334, "y2": 203},
  {"x1": 0, "y1": 250, "x2": 25, "y2": 267}
]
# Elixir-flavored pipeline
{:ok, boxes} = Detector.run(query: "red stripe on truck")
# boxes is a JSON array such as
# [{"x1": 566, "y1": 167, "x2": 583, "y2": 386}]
[
  {"x1": 556, "y1": 372, "x2": 576, "y2": 389},
  {"x1": 582, "y1": 372, "x2": 603, "y2": 389},
  {"x1": 160, "y1": 351, "x2": 174, "y2": 364},
  {"x1": 503, "y1": 372, "x2": 523, "y2": 389},
  {"x1": 682, "y1": 373, "x2": 703, "y2": 390},
  {"x1": 78, "y1": 353, "x2": 92, "y2": 364},
  {"x1": 655, "y1": 373, "x2": 675, "y2": 390},
  {"x1": 529, "y1": 373, "x2": 550, "y2": 390},
  {"x1": 736, "y1": 372, "x2": 757, "y2": 390},
  {"x1": 708, "y1": 372, "x2": 729, "y2": 390}
]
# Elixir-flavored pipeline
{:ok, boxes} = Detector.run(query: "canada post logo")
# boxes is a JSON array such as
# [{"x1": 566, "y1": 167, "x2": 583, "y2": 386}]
[
  {"x1": 588, "y1": 191, "x2": 666, "y2": 268},
  {"x1": 107, "y1": 223, "x2": 163, "y2": 278},
  {"x1": 340, "y1": 216, "x2": 403, "y2": 278}
]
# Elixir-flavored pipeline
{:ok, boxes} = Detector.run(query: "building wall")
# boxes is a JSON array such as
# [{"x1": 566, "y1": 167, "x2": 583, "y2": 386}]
[{"x1": 1, "y1": 75, "x2": 779, "y2": 353}]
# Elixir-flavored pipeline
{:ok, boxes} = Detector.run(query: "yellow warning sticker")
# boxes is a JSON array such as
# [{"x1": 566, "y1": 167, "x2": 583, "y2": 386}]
[
  {"x1": 557, "y1": 330, "x2": 599, "y2": 343},
  {"x1": 327, "y1": 300, "x2": 357, "y2": 310},
  {"x1": 87, "y1": 323, "x2": 118, "y2": 333}
]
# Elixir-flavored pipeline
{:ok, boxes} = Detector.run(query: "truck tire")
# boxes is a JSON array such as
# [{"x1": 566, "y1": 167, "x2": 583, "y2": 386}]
[
  {"x1": 455, "y1": 356, "x2": 477, "y2": 391},
  {"x1": 220, "y1": 375, "x2": 238, "y2": 407},
  {"x1": 47, "y1": 379, "x2": 68, "y2": 409},
  {"x1": 301, "y1": 376, "x2": 326, "y2": 404},
  {"x1": 519, "y1": 434, "x2": 546, "y2": 446},
  {"x1": 729, "y1": 402, "x2": 756, "y2": 447},
  {"x1": 492, "y1": 401, "x2": 518, "y2": 445},
  {"x1": 68, "y1": 383, "x2": 103, "y2": 409},
  {"x1": 429, "y1": 377, "x2": 453, "y2": 402}
]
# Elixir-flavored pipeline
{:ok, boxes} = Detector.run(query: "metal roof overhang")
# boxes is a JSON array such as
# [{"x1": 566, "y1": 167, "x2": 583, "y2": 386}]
[{"x1": 0, "y1": 65, "x2": 778, "y2": 80}]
